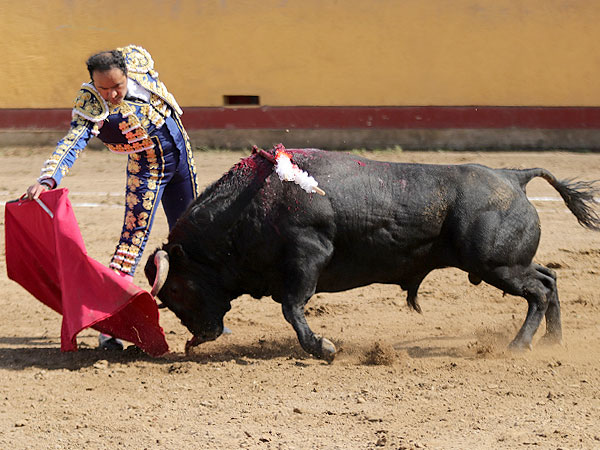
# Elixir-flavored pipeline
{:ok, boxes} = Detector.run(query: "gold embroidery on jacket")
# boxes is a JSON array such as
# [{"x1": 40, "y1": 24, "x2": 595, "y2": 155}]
[
  {"x1": 72, "y1": 84, "x2": 108, "y2": 122},
  {"x1": 106, "y1": 138, "x2": 155, "y2": 154},
  {"x1": 39, "y1": 118, "x2": 90, "y2": 181},
  {"x1": 103, "y1": 100, "x2": 173, "y2": 154},
  {"x1": 118, "y1": 45, "x2": 183, "y2": 115}
]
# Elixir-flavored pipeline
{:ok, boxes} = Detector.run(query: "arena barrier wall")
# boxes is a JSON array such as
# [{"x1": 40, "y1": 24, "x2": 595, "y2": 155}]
[{"x1": 2, "y1": 1, "x2": 600, "y2": 149}]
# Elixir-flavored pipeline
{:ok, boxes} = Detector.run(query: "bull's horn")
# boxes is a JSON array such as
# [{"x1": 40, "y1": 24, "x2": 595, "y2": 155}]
[{"x1": 151, "y1": 250, "x2": 169, "y2": 297}]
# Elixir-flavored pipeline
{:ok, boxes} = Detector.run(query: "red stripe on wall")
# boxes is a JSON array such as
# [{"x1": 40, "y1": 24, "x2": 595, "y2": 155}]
[
  {"x1": 183, "y1": 106, "x2": 600, "y2": 129},
  {"x1": 0, "y1": 109, "x2": 73, "y2": 129},
  {"x1": 2, "y1": 106, "x2": 600, "y2": 130}
]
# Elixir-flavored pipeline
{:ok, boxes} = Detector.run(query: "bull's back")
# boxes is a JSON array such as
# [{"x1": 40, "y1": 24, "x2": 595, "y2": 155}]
[
  {"x1": 283, "y1": 152, "x2": 540, "y2": 291},
  {"x1": 285, "y1": 152, "x2": 458, "y2": 290}
]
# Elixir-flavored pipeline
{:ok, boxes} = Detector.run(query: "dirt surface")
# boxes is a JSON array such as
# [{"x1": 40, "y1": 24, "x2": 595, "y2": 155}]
[{"x1": 1, "y1": 148, "x2": 599, "y2": 449}]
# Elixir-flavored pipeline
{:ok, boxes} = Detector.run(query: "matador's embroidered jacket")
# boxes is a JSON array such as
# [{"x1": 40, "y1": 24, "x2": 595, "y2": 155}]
[{"x1": 38, "y1": 45, "x2": 196, "y2": 187}]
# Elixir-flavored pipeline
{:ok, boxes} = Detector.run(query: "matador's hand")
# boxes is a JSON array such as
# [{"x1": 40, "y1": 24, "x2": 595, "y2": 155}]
[{"x1": 25, "y1": 181, "x2": 50, "y2": 200}]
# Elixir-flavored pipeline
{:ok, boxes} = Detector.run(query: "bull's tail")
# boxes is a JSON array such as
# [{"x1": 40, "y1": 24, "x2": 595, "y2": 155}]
[{"x1": 516, "y1": 168, "x2": 600, "y2": 231}]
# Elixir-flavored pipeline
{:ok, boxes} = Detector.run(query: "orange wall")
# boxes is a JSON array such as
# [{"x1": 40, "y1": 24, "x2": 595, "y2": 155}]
[{"x1": 2, "y1": 0, "x2": 600, "y2": 108}]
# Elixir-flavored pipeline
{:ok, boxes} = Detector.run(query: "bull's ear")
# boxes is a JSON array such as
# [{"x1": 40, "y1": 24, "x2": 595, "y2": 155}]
[{"x1": 171, "y1": 244, "x2": 187, "y2": 259}]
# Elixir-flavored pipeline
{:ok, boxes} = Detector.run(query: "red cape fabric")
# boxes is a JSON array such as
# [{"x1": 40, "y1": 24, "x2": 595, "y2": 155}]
[{"x1": 4, "y1": 188, "x2": 169, "y2": 356}]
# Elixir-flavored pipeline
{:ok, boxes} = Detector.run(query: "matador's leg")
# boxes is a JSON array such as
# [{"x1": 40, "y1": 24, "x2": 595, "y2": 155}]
[{"x1": 109, "y1": 138, "x2": 176, "y2": 277}]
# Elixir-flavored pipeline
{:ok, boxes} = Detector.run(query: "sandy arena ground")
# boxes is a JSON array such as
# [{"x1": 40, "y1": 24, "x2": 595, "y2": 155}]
[{"x1": 0, "y1": 147, "x2": 599, "y2": 449}]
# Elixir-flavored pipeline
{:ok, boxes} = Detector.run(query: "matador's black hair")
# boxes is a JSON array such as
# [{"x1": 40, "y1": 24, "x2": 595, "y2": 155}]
[{"x1": 86, "y1": 49, "x2": 127, "y2": 80}]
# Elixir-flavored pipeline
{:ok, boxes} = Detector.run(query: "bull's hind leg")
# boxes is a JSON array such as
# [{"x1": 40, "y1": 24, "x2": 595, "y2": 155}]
[
  {"x1": 533, "y1": 264, "x2": 562, "y2": 345},
  {"x1": 482, "y1": 264, "x2": 557, "y2": 350}
]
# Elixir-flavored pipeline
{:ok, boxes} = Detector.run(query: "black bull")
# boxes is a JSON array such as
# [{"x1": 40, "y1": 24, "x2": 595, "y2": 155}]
[{"x1": 145, "y1": 148, "x2": 600, "y2": 361}]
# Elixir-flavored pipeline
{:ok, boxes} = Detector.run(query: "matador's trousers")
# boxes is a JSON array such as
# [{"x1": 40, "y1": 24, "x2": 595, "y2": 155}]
[{"x1": 109, "y1": 117, "x2": 198, "y2": 276}]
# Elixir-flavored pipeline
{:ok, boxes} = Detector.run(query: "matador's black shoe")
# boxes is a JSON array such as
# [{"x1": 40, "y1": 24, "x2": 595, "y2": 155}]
[{"x1": 98, "y1": 333, "x2": 124, "y2": 351}]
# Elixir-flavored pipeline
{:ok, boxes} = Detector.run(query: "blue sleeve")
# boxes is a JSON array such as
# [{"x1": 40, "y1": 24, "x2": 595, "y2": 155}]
[{"x1": 38, "y1": 115, "x2": 95, "y2": 187}]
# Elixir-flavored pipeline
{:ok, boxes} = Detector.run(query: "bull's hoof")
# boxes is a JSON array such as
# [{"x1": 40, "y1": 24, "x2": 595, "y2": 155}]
[
  {"x1": 508, "y1": 340, "x2": 533, "y2": 352},
  {"x1": 320, "y1": 337, "x2": 336, "y2": 363},
  {"x1": 538, "y1": 333, "x2": 563, "y2": 347}
]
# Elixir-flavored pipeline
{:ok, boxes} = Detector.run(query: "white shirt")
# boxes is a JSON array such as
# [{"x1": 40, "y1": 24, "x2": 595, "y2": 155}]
[{"x1": 126, "y1": 78, "x2": 151, "y2": 102}]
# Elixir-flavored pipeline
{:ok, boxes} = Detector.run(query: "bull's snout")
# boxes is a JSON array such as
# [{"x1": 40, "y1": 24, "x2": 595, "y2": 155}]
[{"x1": 184, "y1": 330, "x2": 222, "y2": 354}]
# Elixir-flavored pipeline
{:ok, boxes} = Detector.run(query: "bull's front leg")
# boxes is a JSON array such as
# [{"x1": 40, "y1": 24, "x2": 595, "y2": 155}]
[
  {"x1": 279, "y1": 228, "x2": 336, "y2": 361},
  {"x1": 282, "y1": 303, "x2": 336, "y2": 362}
]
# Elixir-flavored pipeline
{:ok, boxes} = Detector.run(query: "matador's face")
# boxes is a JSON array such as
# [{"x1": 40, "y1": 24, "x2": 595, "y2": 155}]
[{"x1": 92, "y1": 68, "x2": 128, "y2": 105}]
